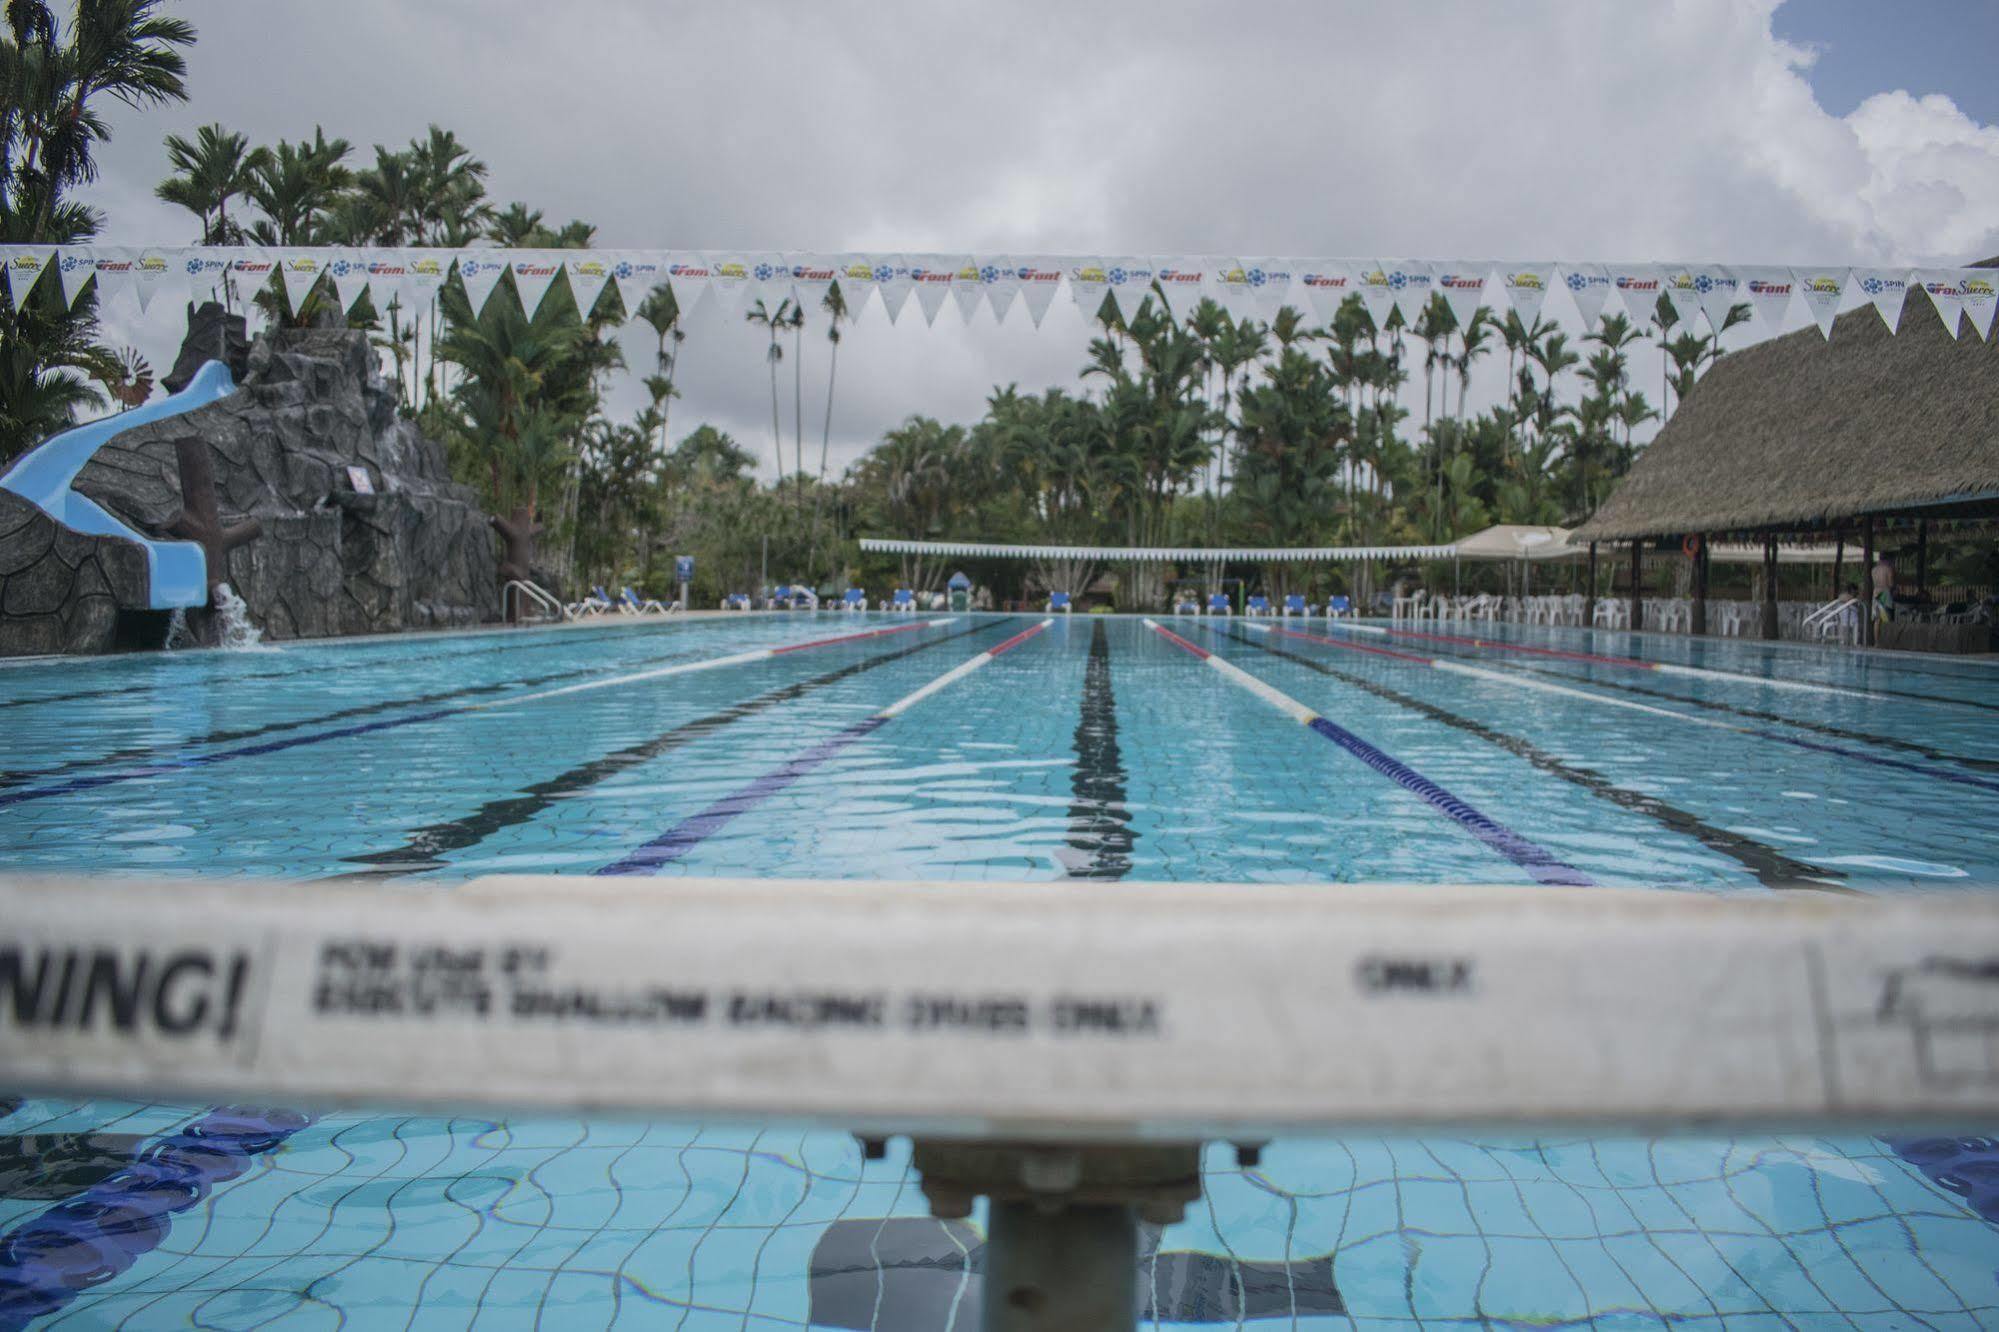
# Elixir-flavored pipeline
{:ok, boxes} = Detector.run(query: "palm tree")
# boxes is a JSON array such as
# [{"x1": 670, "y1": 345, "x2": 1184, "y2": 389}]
[
  {"x1": 745, "y1": 297, "x2": 795, "y2": 488},
  {"x1": 243, "y1": 127, "x2": 351, "y2": 246},
  {"x1": 811, "y1": 281, "x2": 849, "y2": 551},
  {"x1": 155, "y1": 122, "x2": 266, "y2": 244},
  {"x1": 487, "y1": 201, "x2": 544, "y2": 248},
  {"x1": 635, "y1": 284, "x2": 683, "y2": 453}
]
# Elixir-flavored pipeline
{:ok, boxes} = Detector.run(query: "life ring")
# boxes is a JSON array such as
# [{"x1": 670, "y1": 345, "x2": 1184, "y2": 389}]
[{"x1": 1682, "y1": 534, "x2": 1703, "y2": 558}]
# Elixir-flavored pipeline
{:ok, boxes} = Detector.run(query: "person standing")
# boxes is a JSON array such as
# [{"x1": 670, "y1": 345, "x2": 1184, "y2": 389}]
[{"x1": 1871, "y1": 553, "x2": 1895, "y2": 630}]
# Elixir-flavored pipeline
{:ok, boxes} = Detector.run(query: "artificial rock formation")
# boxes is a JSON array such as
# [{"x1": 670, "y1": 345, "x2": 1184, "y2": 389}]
[
  {"x1": 61, "y1": 319, "x2": 501, "y2": 645},
  {"x1": 0, "y1": 490, "x2": 153, "y2": 655}
]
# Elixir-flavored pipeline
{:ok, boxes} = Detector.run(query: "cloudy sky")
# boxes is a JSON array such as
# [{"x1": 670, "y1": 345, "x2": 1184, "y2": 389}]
[{"x1": 78, "y1": 0, "x2": 1999, "y2": 480}]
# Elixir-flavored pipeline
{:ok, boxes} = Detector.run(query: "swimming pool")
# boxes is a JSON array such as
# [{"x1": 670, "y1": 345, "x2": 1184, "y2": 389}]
[{"x1": 3, "y1": 611, "x2": 1998, "y2": 1327}]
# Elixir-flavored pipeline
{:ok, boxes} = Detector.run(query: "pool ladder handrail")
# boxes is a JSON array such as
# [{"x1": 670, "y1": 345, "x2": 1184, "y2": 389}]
[{"x1": 502, "y1": 579, "x2": 572, "y2": 624}]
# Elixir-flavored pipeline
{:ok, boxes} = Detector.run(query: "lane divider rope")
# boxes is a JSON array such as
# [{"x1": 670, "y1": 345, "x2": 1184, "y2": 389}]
[
  {"x1": 1143, "y1": 619, "x2": 1592, "y2": 887},
  {"x1": 597, "y1": 619, "x2": 1054, "y2": 875}
]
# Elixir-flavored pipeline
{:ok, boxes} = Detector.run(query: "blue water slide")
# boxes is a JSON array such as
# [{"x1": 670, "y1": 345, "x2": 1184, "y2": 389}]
[{"x1": 0, "y1": 360, "x2": 235, "y2": 609}]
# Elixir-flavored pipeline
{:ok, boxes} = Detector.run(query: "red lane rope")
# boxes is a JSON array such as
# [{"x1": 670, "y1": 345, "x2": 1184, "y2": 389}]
[
  {"x1": 768, "y1": 619, "x2": 934, "y2": 655},
  {"x1": 1146, "y1": 622, "x2": 1211, "y2": 659},
  {"x1": 988, "y1": 620, "x2": 1053, "y2": 657}
]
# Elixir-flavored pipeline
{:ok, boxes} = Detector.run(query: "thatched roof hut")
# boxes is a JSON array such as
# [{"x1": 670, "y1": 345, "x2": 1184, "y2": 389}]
[{"x1": 1573, "y1": 260, "x2": 1999, "y2": 543}]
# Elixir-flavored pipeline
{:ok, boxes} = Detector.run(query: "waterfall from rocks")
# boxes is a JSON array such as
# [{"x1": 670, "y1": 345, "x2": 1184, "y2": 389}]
[{"x1": 211, "y1": 583, "x2": 264, "y2": 650}]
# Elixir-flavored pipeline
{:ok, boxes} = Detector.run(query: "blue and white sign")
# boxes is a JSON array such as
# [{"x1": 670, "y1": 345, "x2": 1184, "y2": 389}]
[{"x1": 675, "y1": 555, "x2": 695, "y2": 583}]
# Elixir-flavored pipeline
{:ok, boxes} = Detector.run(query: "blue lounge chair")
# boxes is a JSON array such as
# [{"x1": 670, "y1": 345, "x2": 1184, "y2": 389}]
[
  {"x1": 840, "y1": 588, "x2": 866, "y2": 612},
  {"x1": 1282, "y1": 594, "x2": 1308, "y2": 617},
  {"x1": 620, "y1": 587, "x2": 668, "y2": 615},
  {"x1": 1327, "y1": 595, "x2": 1352, "y2": 619},
  {"x1": 1245, "y1": 594, "x2": 1273, "y2": 617},
  {"x1": 882, "y1": 588, "x2": 916, "y2": 613},
  {"x1": 568, "y1": 586, "x2": 614, "y2": 616},
  {"x1": 1048, "y1": 590, "x2": 1072, "y2": 613},
  {"x1": 1208, "y1": 592, "x2": 1232, "y2": 616},
  {"x1": 722, "y1": 592, "x2": 751, "y2": 611},
  {"x1": 1173, "y1": 592, "x2": 1201, "y2": 615}
]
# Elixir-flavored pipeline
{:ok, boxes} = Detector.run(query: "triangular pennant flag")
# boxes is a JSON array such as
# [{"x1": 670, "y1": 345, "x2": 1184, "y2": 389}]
[
  {"x1": 228, "y1": 247, "x2": 278, "y2": 307},
  {"x1": 1606, "y1": 262, "x2": 1664, "y2": 323},
  {"x1": 87, "y1": 247, "x2": 136, "y2": 309},
  {"x1": 278, "y1": 251, "x2": 326, "y2": 315},
  {"x1": 1792, "y1": 267, "x2": 1847, "y2": 339},
  {"x1": 831, "y1": 254, "x2": 877, "y2": 319},
  {"x1": 508, "y1": 251, "x2": 562, "y2": 317},
  {"x1": 876, "y1": 256, "x2": 915, "y2": 323},
  {"x1": 1915, "y1": 269, "x2": 1965, "y2": 337},
  {"x1": 789, "y1": 254, "x2": 838, "y2": 317},
  {"x1": 405, "y1": 249, "x2": 449, "y2": 311},
  {"x1": 53, "y1": 248, "x2": 97, "y2": 307},
  {"x1": 454, "y1": 252, "x2": 508, "y2": 317},
  {"x1": 1015, "y1": 259, "x2": 1061, "y2": 327},
  {"x1": 1958, "y1": 268, "x2": 1997, "y2": 341},
  {"x1": 1384, "y1": 259, "x2": 1434, "y2": 323},
  {"x1": 130, "y1": 247, "x2": 174, "y2": 312},
  {"x1": 705, "y1": 253, "x2": 754, "y2": 314},
  {"x1": 1296, "y1": 261, "x2": 1353, "y2": 324},
  {"x1": 1103, "y1": 256, "x2": 1156, "y2": 322},
  {"x1": 1154, "y1": 258, "x2": 1210, "y2": 319},
  {"x1": 1735, "y1": 265, "x2": 1796, "y2": 332},
  {"x1": 749, "y1": 253, "x2": 795, "y2": 321},
  {"x1": 904, "y1": 255, "x2": 954, "y2": 326},
  {"x1": 1852, "y1": 267, "x2": 1911, "y2": 333},
  {"x1": 664, "y1": 253, "x2": 711, "y2": 317},
  {"x1": 1212, "y1": 259, "x2": 1256, "y2": 321},
  {"x1": 358, "y1": 250, "x2": 411, "y2": 313},
  {"x1": 1243, "y1": 257, "x2": 1296, "y2": 319},
  {"x1": 978, "y1": 256, "x2": 1020, "y2": 323},
  {"x1": 1691, "y1": 264, "x2": 1742, "y2": 333},
  {"x1": 325, "y1": 252, "x2": 371, "y2": 312},
  {"x1": 563, "y1": 252, "x2": 613, "y2": 318},
  {"x1": 1559, "y1": 263, "x2": 1611, "y2": 329},
  {"x1": 1067, "y1": 257, "x2": 1112, "y2": 322},
  {"x1": 0, "y1": 247, "x2": 38, "y2": 303},
  {"x1": 1496, "y1": 263, "x2": 1554, "y2": 326},
  {"x1": 609, "y1": 251, "x2": 666, "y2": 318},
  {"x1": 946, "y1": 257, "x2": 984, "y2": 323},
  {"x1": 1354, "y1": 261, "x2": 1397, "y2": 329},
  {"x1": 1658, "y1": 265, "x2": 1703, "y2": 330},
  {"x1": 1433, "y1": 262, "x2": 1489, "y2": 329}
]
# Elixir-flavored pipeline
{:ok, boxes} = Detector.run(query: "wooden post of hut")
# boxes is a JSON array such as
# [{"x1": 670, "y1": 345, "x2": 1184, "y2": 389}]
[
  {"x1": 1916, "y1": 520, "x2": 1928, "y2": 601},
  {"x1": 1861, "y1": 516, "x2": 1875, "y2": 647},
  {"x1": 1628, "y1": 540, "x2": 1643, "y2": 632},
  {"x1": 1691, "y1": 536, "x2": 1708, "y2": 636},
  {"x1": 1833, "y1": 533, "x2": 1844, "y2": 600},
  {"x1": 1761, "y1": 535, "x2": 1779, "y2": 640},
  {"x1": 1584, "y1": 542, "x2": 1598, "y2": 627}
]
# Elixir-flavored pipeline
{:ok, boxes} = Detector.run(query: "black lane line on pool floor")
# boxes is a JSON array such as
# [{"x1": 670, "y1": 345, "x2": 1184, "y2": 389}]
[
  {"x1": 1406, "y1": 643, "x2": 1999, "y2": 777},
  {"x1": 1221, "y1": 629, "x2": 1847, "y2": 892},
  {"x1": 333, "y1": 619, "x2": 1011, "y2": 876},
  {"x1": 1063, "y1": 618, "x2": 1134, "y2": 880}
]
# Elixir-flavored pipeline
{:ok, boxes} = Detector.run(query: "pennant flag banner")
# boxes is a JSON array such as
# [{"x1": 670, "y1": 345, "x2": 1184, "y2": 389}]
[
  {"x1": 1015, "y1": 259, "x2": 1061, "y2": 327},
  {"x1": 908, "y1": 255, "x2": 957, "y2": 326},
  {"x1": 278, "y1": 252, "x2": 325, "y2": 314},
  {"x1": 1384, "y1": 260, "x2": 1434, "y2": 322},
  {"x1": 1105, "y1": 256, "x2": 1156, "y2": 321},
  {"x1": 1852, "y1": 267, "x2": 1911, "y2": 332},
  {"x1": 1434, "y1": 262, "x2": 1489, "y2": 329},
  {"x1": 1244, "y1": 257, "x2": 1295, "y2": 319},
  {"x1": 1560, "y1": 263, "x2": 1612, "y2": 329},
  {"x1": 53, "y1": 248, "x2": 97, "y2": 308},
  {"x1": 1915, "y1": 269, "x2": 1964, "y2": 337},
  {"x1": 564, "y1": 252, "x2": 613, "y2": 317},
  {"x1": 1691, "y1": 265, "x2": 1741, "y2": 333},
  {"x1": 1793, "y1": 267, "x2": 1847, "y2": 339},
  {"x1": 832, "y1": 255, "x2": 877, "y2": 318},
  {"x1": 1154, "y1": 258, "x2": 1208, "y2": 318},
  {"x1": 979, "y1": 257, "x2": 1020, "y2": 323},
  {"x1": 1297, "y1": 261, "x2": 1353, "y2": 323},
  {"x1": 1354, "y1": 262, "x2": 1397, "y2": 328},
  {"x1": 1498, "y1": 263, "x2": 1554, "y2": 326},
  {"x1": 1736, "y1": 265, "x2": 1795, "y2": 332},
  {"x1": 664, "y1": 254, "x2": 711, "y2": 317},
  {"x1": 610, "y1": 251, "x2": 666, "y2": 315},
  {"x1": 455, "y1": 253, "x2": 508, "y2": 316},
  {"x1": 1960, "y1": 269, "x2": 1997, "y2": 341},
  {"x1": 11, "y1": 246, "x2": 1977, "y2": 347},
  {"x1": 1066, "y1": 257, "x2": 1109, "y2": 321}
]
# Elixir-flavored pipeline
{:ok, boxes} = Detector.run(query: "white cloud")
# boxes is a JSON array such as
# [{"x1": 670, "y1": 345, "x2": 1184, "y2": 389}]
[{"x1": 75, "y1": 0, "x2": 1999, "y2": 479}]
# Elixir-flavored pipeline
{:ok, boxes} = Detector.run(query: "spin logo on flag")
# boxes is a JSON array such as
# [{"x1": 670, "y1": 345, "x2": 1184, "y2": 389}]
[
  {"x1": 184, "y1": 251, "x2": 228, "y2": 292},
  {"x1": 874, "y1": 257, "x2": 915, "y2": 323},
  {"x1": 609, "y1": 252, "x2": 664, "y2": 313},
  {"x1": 53, "y1": 248, "x2": 96, "y2": 307},
  {"x1": 326, "y1": 255, "x2": 370, "y2": 310},
  {"x1": 1561, "y1": 264, "x2": 1612, "y2": 327},
  {"x1": 1384, "y1": 261, "x2": 1433, "y2": 320},
  {"x1": 1690, "y1": 266, "x2": 1741, "y2": 332},
  {"x1": 1243, "y1": 258, "x2": 1294, "y2": 316},
  {"x1": 1105, "y1": 257, "x2": 1156, "y2": 319},
  {"x1": 978, "y1": 258, "x2": 1022, "y2": 322},
  {"x1": 455, "y1": 254, "x2": 508, "y2": 315},
  {"x1": 1852, "y1": 267, "x2": 1911, "y2": 332}
]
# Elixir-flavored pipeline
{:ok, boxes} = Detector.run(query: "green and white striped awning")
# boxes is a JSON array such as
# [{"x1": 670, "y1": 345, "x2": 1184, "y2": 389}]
[{"x1": 859, "y1": 538, "x2": 1458, "y2": 562}]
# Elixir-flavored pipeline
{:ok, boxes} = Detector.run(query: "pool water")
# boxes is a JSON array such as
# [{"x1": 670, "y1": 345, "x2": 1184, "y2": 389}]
[{"x1": 3, "y1": 611, "x2": 1998, "y2": 1328}]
